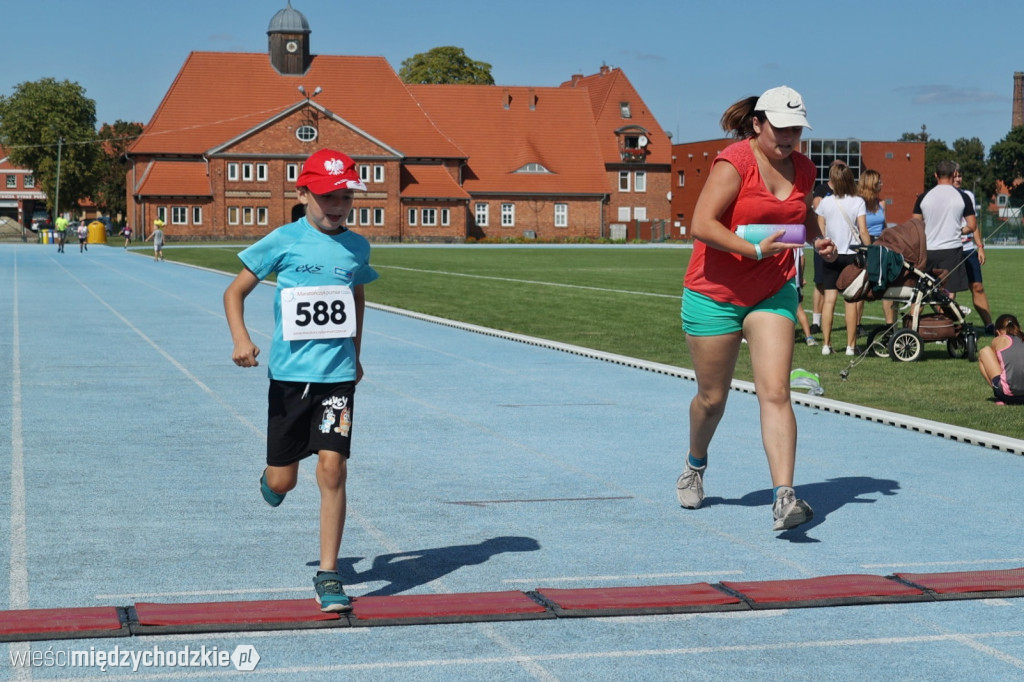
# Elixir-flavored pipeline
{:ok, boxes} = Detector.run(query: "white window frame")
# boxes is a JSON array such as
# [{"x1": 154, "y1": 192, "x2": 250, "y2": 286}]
[
  {"x1": 359, "y1": 207, "x2": 370, "y2": 225},
  {"x1": 171, "y1": 206, "x2": 187, "y2": 224},
  {"x1": 617, "y1": 206, "x2": 631, "y2": 221},
  {"x1": 554, "y1": 203, "x2": 568, "y2": 228},
  {"x1": 256, "y1": 163, "x2": 268, "y2": 182},
  {"x1": 422, "y1": 208, "x2": 437, "y2": 226},
  {"x1": 618, "y1": 171, "x2": 631, "y2": 192},
  {"x1": 227, "y1": 206, "x2": 239, "y2": 225},
  {"x1": 242, "y1": 207, "x2": 254, "y2": 225},
  {"x1": 5, "y1": 175, "x2": 15, "y2": 189},
  {"x1": 359, "y1": 165, "x2": 371, "y2": 183},
  {"x1": 286, "y1": 164, "x2": 299, "y2": 182},
  {"x1": 373, "y1": 208, "x2": 384, "y2": 226},
  {"x1": 634, "y1": 206, "x2": 648, "y2": 221},
  {"x1": 441, "y1": 208, "x2": 450, "y2": 226},
  {"x1": 242, "y1": 164, "x2": 253, "y2": 182},
  {"x1": 157, "y1": 206, "x2": 167, "y2": 223},
  {"x1": 24, "y1": 175, "x2": 34, "y2": 188},
  {"x1": 373, "y1": 165, "x2": 385, "y2": 183},
  {"x1": 475, "y1": 203, "x2": 489, "y2": 227},
  {"x1": 257, "y1": 207, "x2": 268, "y2": 225},
  {"x1": 227, "y1": 163, "x2": 239, "y2": 181},
  {"x1": 408, "y1": 208, "x2": 417, "y2": 226},
  {"x1": 501, "y1": 203, "x2": 515, "y2": 227},
  {"x1": 634, "y1": 171, "x2": 647, "y2": 192},
  {"x1": 192, "y1": 206, "x2": 202, "y2": 225}
]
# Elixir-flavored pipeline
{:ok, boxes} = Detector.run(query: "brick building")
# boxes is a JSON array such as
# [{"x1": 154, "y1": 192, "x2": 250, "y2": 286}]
[
  {"x1": 0, "y1": 149, "x2": 46, "y2": 226},
  {"x1": 670, "y1": 138, "x2": 925, "y2": 239},
  {"x1": 125, "y1": 3, "x2": 671, "y2": 242}
]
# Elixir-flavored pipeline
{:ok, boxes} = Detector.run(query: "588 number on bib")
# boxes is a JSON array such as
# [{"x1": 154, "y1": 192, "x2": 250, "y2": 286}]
[{"x1": 281, "y1": 286, "x2": 356, "y2": 341}]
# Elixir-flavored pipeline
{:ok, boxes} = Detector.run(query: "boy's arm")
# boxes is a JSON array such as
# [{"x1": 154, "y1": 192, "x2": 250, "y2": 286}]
[
  {"x1": 353, "y1": 284, "x2": 366, "y2": 383},
  {"x1": 224, "y1": 268, "x2": 262, "y2": 367}
]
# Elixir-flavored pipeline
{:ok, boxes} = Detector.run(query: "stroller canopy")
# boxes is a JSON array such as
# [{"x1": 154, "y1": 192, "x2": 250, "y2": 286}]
[{"x1": 837, "y1": 218, "x2": 928, "y2": 301}]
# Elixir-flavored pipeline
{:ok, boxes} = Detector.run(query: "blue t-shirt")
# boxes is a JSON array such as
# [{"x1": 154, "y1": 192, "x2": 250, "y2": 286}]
[
  {"x1": 238, "y1": 217, "x2": 378, "y2": 383},
  {"x1": 865, "y1": 205, "x2": 886, "y2": 238}
]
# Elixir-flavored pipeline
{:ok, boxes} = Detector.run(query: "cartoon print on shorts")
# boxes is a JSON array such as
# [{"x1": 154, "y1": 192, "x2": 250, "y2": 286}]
[{"x1": 319, "y1": 395, "x2": 351, "y2": 437}]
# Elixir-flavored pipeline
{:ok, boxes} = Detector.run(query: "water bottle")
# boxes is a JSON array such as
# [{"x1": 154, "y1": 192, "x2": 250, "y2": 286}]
[
  {"x1": 808, "y1": 386, "x2": 825, "y2": 396},
  {"x1": 735, "y1": 224, "x2": 806, "y2": 245}
]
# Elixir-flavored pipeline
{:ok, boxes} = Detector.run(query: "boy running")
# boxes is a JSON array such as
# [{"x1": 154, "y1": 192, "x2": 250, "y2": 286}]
[{"x1": 224, "y1": 149, "x2": 377, "y2": 612}]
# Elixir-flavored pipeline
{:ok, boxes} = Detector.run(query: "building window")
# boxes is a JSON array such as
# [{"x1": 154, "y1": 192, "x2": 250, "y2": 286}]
[
  {"x1": 242, "y1": 163, "x2": 253, "y2": 182},
  {"x1": 286, "y1": 164, "x2": 299, "y2": 182},
  {"x1": 346, "y1": 208, "x2": 355, "y2": 225},
  {"x1": 441, "y1": 208, "x2": 450, "y2": 226},
  {"x1": 256, "y1": 164, "x2": 268, "y2": 182},
  {"x1": 475, "y1": 203, "x2": 489, "y2": 227},
  {"x1": 373, "y1": 165, "x2": 385, "y2": 183},
  {"x1": 257, "y1": 207, "x2": 268, "y2": 225},
  {"x1": 171, "y1": 206, "x2": 187, "y2": 224},
  {"x1": 359, "y1": 165, "x2": 371, "y2": 182},
  {"x1": 408, "y1": 208, "x2": 417, "y2": 226},
  {"x1": 227, "y1": 163, "x2": 239, "y2": 181},
  {"x1": 5, "y1": 175, "x2": 14, "y2": 188},
  {"x1": 677, "y1": 170, "x2": 685, "y2": 187},
  {"x1": 242, "y1": 207, "x2": 254, "y2": 225},
  {"x1": 227, "y1": 207, "x2": 239, "y2": 225},
  {"x1": 515, "y1": 162, "x2": 551, "y2": 173},
  {"x1": 373, "y1": 208, "x2": 384, "y2": 225},
  {"x1": 296, "y1": 125, "x2": 317, "y2": 142},
  {"x1": 192, "y1": 206, "x2": 202, "y2": 225},
  {"x1": 635, "y1": 206, "x2": 648, "y2": 221},
  {"x1": 554, "y1": 203, "x2": 568, "y2": 228},
  {"x1": 359, "y1": 208, "x2": 370, "y2": 225},
  {"x1": 620, "y1": 101, "x2": 632, "y2": 118},
  {"x1": 422, "y1": 208, "x2": 437, "y2": 226},
  {"x1": 617, "y1": 206, "x2": 630, "y2": 221},
  {"x1": 635, "y1": 171, "x2": 647, "y2": 192},
  {"x1": 619, "y1": 171, "x2": 631, "y2": 192},
  {"x1": 501, "y1": 203, "x2": 515, "y2": 227},
  {"x1": 157, "y1": 206, "x2": 167, "y2": 223},
  {"x1": 24, "y1": 175, "x2": 34, "y2": 188},
  {"x1": 805, "y1": 139, "x2": 862, "y2": 185}
]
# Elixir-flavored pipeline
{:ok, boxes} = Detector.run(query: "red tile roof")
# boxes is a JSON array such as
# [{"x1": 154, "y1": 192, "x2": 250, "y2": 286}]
[
  {"x1": 129, "y1": 52, "x2": 464, "y2": 159},
  {"x1": 409, "y1": 84, "x2": 609, "y2": 196},
  {"x1": 400, "y1": 165, "x2": 470, "y2": 200},
  {"x1": 135, "y1": 160, "x2": 212, "y2": 197}
]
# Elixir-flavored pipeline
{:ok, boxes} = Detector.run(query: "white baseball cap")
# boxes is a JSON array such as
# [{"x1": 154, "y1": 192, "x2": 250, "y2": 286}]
[{"x1": 755, "y1": 86, "x2": 812, "y2": 129}]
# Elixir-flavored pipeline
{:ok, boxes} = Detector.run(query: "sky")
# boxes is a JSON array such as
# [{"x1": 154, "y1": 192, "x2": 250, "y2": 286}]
[{"x1": 4, "y1": 0, "x2": 1022, "y2": 152}]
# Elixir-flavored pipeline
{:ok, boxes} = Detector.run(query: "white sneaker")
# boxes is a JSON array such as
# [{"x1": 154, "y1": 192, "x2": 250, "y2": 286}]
[
  {"x1": 821, "y1": 345, "x2": 832, "y2": 356},
  {"x1": 845, "y1": 346, "x2": 856, "y2": 356},
  {"x1": 676, "y1": 463, "x2": 705, "y2": 509},
  {"x1": 772, "y1": 487, "x2": 814, "y2": 531},
  {"x1": 805, "y1": 336, "x2": 817, "y2": 346}
]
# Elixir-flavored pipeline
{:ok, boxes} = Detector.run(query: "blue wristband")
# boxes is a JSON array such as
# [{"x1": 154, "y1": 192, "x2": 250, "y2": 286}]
[{"x1": 754, "y1": 244, "x2": 763, "y2": 261}]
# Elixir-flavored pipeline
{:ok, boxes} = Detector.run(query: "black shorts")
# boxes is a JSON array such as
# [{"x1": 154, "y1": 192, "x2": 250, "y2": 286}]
[
  {"x1": 812, "y1": 250, "x2": 825, "y2": 286},
  {"x1": 820, "y1": 253, "x2": 857, "y2": 291},
  {"x1": 926, "y1": 247, "x2": 969, "y2": 293},
  {"x1": 992, "y1": 376, "x2": 1024, "y2": 405},
  {"x1": 266, "y1": 380, "x2": 356, "y2": 466},
  {"x1": 964, "y1": 248, "x2": 983, "y2": 284}
]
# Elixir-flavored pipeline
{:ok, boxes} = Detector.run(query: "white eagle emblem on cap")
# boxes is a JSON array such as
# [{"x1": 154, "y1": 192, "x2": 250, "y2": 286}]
[{"x1": 323, "y1": 158, "x2": 347, "y2": 175}]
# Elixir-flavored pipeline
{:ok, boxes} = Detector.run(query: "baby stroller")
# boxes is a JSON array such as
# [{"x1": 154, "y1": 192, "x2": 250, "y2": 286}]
[{"x1": 836, "y1": 217, "x2": 978, "y2": 363}]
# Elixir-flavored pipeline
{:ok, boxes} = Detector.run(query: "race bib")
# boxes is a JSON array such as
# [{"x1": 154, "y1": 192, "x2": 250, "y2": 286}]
[{"x1": 281, "y1": 286, "x2": 356, "y2": 341}]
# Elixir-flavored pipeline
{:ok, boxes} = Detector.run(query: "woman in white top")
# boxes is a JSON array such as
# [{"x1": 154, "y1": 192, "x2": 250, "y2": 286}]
[{"x1": 815, "y1": 164, "x2": 870, "y2": 355}]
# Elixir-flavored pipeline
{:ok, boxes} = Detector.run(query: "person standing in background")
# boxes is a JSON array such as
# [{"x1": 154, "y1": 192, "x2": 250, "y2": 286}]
[{"x1": 953, "y1": 169, "x2": 994, "y2": 335}]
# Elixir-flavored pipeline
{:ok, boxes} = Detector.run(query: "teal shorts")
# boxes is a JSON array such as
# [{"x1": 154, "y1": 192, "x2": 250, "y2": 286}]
[{"x1": 682, "y1": 280, "x2": 798, "y2": 337}]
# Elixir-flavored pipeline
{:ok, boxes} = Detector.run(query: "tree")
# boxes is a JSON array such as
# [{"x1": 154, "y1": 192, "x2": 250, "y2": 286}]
[
  {"x1": 988, "y1": 126, "x2": 1024, "y2": 205},
  {"x1": 0, "y1": 78, "x2": 99, "y2": 217},
  {"x1": 399, "y1": 46, "x2": 495, "y2": 85},
  {"x1": 94, "y1": 120, "x2": 144, "y2": 220},
  {"x1": 950, "y1": 137, "x2": 994, "y2": 203}
]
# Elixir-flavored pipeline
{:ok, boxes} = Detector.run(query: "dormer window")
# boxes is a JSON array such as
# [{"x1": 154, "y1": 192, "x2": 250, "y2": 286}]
[
  {"x1": 515, "y1": 162, "x2": 552, "y2": 174},
  {"x1": 620, "y1": 101, "x2": 632, "y2": 119}
]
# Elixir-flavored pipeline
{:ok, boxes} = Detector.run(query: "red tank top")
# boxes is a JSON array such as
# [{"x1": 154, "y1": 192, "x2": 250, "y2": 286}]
[{"x1": 684, "y1": 139, "x2": 814, "y2": 306}]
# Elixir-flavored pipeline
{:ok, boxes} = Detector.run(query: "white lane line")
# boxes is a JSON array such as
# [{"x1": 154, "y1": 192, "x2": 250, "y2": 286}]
[
  {"x1": 9, "y1": 257, "x2": 28, "y2": 611},
  {"x1": 862, "y1": 558, "x2": 1024, "y2": 569},
  {"x1": 503, "y1": 571, "x2": 743, "y2": 584},
  {"x1": 53, "y1": 261, "x2": 262, "y2": 437},
  {"x1": 375, "y1": 264, "x2": 679, "y2": 299}
]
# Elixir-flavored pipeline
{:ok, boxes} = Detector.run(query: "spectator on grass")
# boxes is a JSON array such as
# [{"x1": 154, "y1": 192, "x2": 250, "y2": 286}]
[
  {"x1": 953, "y1": 169, "x2": 995, "y2": 335},
  {"x1": 912, "y1": 159, "x2": 974, "y2": 299},
  {"x1": 224, "y1": 148, "x2": 378, "y2": 613},
  {"x1": 678, "y1": 86, "x2": 837, "y2": 532},
  {"x1": 809, "y1": 159, "x2": 848, "y2": 336},
  {"x1": 816, "y1": 163, "x2": 869, "y2": 356},
  {"x1": 146, "y1": 219, "x2": 166, "y2": 261},
  {"x1": 978, "y1": 314, "x2": 1024, "y2": 405},
  {"x1": 858, "y1": 170, "x2": 896, "y2": 325}
]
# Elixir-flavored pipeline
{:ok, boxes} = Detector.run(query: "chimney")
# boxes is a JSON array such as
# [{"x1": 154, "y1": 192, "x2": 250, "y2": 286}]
[
  {"x1": 529, "y1": 88, "x2": 536, "y2": 111},
  {"x1": 1014, "y1": 72, "x2": 1024, "y2": 129},
  {"x1": 600, "y1": 65, "x2": 610, "y2": 76},
  {"x1": 503, "y1": 88, "x2": 511, "y2": 110},
  {"x1": 569, "y1": 74, "x2": 583, "y2": 87}
]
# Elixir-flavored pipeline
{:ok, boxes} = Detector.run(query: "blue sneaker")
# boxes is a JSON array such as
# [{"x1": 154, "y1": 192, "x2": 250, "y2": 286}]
[
  {"x1": 313, "y1": 571, "x2": 352, "y2": 613},
  {"x1": 259, "y1": 470, "x2": 285, "y2": 507}
]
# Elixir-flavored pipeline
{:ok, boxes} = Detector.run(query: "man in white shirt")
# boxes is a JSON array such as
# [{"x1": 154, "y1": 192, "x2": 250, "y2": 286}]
[{"x1": 912, "y1": 159, "x2": 975, "y2": 295}]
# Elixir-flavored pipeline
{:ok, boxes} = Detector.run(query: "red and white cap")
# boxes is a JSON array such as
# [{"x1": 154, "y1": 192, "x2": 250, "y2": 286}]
[{"x1": 296, "y1": 149, "x2": 367, "y2": 194}]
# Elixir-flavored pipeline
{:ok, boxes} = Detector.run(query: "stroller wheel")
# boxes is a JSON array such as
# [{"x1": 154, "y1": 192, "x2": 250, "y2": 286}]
[
  {"x1": 947, "y1": 336, "x2": 968, "y2": 359},
  {"x1": 888, "y1": 329, "x2": 923, "y2": 362},
  {"x1": 867, "y1": 327, "x2": 894, "y2": 358},
  {"x1": 966, "y1": 333, "x2": 978, "y2": 363}
]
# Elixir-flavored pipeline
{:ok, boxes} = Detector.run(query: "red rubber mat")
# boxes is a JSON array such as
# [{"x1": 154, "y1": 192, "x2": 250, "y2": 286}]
[
  {"x1": 535, "y1": 583, "x2": 745, "y2": 617},
  {"x1": 132, "y1": 599, "x2": 346, "y2": 635},
  {"x1": 721, "y1": 574, "x2": 927, "y2": 609},
  {"x1": 350, "y1": 591, "x2": 552, "y2": 626},
  {"x1": 895, "y1": 568, "x2": 1024, "y2": 599},
  {"x1": 0, "y1": 606, "x2": 128, "y2": 642}
]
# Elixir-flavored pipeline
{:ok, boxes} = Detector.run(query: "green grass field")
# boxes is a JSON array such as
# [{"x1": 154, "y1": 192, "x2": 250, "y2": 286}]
[{"x1": 165, "y1": 243, "x2": 1024, "y2": 440}]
